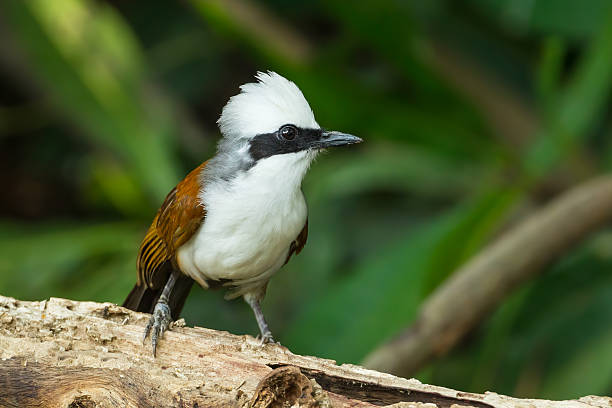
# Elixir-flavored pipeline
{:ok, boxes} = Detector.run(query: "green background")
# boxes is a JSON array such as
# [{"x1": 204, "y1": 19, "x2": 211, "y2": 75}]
[{"x1": 1, "y1": 0, "x2": 611, "y2": 399}]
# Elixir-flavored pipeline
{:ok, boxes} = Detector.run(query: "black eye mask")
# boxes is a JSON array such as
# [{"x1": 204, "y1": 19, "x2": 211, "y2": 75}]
[{"x1": 249, "y1": 126, "x2": 323, "y2": 161}]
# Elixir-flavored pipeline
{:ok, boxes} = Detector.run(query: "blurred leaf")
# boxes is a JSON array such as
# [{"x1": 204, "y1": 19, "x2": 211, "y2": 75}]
[
  {"x1": 305, "y1": 144, "x2": 482, "y2": 205},
  {"x1": 427, "y1": 234, "x2": 612, "y2": 398},
  {"x1": 281, "y1": 215, "x2": 447, "y2": 362},
  {"x1": 321, "y1": 0, "x2": 448, "y2": 98},
  {"x1": 295, "y1": 71, "x2": 497, "y2": 161},
  {"x1": 2, "y1": 0, "x2": 181, "y2": 203},
  {"x1": 189, "y1": 0, "x2": 312, "y2": 67},
  {"x1": 525, "y1": 10, "x2": 612, "y2": 177},
  {"x1": 0, "y1": 221, "x2": 142, "y2": 302},
  {"x1": 511, "y1": 242, "x2": 612, "y2": 398},
  {"x1": 282, "y1": 193, "x2": 521, "y2": 363},
  {"x1": 541, "y1": 326, "x2": 612, "y2": 398},
  {"x1": 467, "y1": 0, "x2": 612, "y2": 39},
  {"x1": 87, "y1": 157, "x2": 152, "y2": 217},
  {"x1": 467, "y1": 284, "x2": 533, "y2": 392},
  {"x1": 536, "y1": 37, "x2": 565, "y2": 114}
]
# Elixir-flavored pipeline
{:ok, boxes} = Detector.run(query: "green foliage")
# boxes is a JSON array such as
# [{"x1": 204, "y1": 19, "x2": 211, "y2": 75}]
[
  {"x1": 1, "y1": 0, "x2": 612, "y2": 400},
  {"x1": 428, "y1": 235, "x2": 612, "y2": 398},
  {"x1": 3, "y1": 0, "x2": 181, "y2": 204},
  {"x1": 0, "y1": 221, "x2": 140, "y2": 302}
]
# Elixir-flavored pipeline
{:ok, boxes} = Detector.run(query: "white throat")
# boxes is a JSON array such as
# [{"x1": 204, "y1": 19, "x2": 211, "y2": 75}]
[{"x1": 202, "y1": 149, "x2": 315, "y2": 203}]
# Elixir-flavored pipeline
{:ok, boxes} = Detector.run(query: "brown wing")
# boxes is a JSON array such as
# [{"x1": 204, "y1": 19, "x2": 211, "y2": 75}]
[
  {"x1": 284, "y1": 217, "x2": 308, "y2": 265},
  {"x1": 137, "y1": 161, "x2": 207, "y2": 289}
]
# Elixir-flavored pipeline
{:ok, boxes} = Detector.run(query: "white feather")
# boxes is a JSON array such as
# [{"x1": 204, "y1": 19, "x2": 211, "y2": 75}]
[
  {"x1": 176, "y1": 151, "x2": 313, "y2": 296},
  {"x1": 217, "y1": 71, "x2": 319, "y2": 140}
]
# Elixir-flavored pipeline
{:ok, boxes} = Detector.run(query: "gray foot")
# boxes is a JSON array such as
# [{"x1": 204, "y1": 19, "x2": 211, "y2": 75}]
[
  {"x1": 244, "y1": 293, "x2": 276, "y2": 346},
  {"x1": 142, "y1": 301, "x2": 172, "y2": 357},
  {"x1": 258, "y1": 331, "x2": 275, "y2": 345}
]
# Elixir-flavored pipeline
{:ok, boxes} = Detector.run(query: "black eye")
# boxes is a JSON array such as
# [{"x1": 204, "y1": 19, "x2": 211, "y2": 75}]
[{"x1": 279, "y1": 125, "x2": 297, "y2": 140}]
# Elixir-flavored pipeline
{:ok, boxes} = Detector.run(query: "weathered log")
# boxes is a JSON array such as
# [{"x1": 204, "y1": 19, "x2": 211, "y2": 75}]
[{"x1": 0, "y1": 295, "x2": 609, "y2": 408}]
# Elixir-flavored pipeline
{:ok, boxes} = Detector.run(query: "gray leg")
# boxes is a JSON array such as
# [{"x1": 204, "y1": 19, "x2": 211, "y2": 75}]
[
  {"x1": 143, "y1": 271, "x2": 177, "y2": 356},
  {"x1": 244, "y1": 294, "x2": 275, "y2": 344}
]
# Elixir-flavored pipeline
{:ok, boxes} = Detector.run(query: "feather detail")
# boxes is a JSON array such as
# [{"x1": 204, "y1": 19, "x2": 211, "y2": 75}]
[{"x1": 136, "y1": 161, "x2": 207, "y2": 289}]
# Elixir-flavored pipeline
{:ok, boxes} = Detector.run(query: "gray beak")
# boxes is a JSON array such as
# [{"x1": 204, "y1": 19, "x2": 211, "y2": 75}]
[{"x1": 318, "y1": 130, "x2": 363, "y2": 148}]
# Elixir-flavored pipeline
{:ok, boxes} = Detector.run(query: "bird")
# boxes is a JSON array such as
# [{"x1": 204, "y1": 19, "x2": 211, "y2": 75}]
[{"x1": 123, "y1": 71, "x2": 362, "y2": 356}]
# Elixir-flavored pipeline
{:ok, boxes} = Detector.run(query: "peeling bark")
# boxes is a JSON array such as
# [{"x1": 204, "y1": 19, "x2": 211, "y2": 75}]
[{"x1": 0, "y1": 296, "x2": 609, "y2": 408}]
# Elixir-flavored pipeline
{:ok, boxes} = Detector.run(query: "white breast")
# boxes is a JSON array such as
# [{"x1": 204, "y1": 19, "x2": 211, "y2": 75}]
[{"x1": 176, "y1": 152, "x2": 311, "y2": 294}]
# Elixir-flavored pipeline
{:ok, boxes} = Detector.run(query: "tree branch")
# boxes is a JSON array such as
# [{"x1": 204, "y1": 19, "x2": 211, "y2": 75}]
[
  {"x1": 0, "y1": 296, "x2": 609, "y2": 407},
  {"x1": 363, "y1": 175, "x2": 612, "y2": 377}
]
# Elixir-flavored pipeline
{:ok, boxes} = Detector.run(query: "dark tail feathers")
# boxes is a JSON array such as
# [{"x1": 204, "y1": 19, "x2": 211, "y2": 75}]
[{"x1": 123, "y1": 274, "x2": 194, "y2": 321}]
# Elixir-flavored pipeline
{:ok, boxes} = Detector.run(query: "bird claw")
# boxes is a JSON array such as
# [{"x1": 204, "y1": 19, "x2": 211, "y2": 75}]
[
  {"x1": 142, "y1": 301, "x2": 172, "y2": 357},
  {"x1": 257, "y1": 331, "x2": 276, "y2": 345}
]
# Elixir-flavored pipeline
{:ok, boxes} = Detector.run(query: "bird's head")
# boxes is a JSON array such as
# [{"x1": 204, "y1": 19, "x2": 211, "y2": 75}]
[{"x1": 216, "y1": 71, "x2": 362, "y2": 165}]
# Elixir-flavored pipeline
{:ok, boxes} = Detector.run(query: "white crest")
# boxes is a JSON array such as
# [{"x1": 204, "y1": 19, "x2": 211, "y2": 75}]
[{"x1": 218, "y1": 71, "x2": 319, "y2": 139}]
